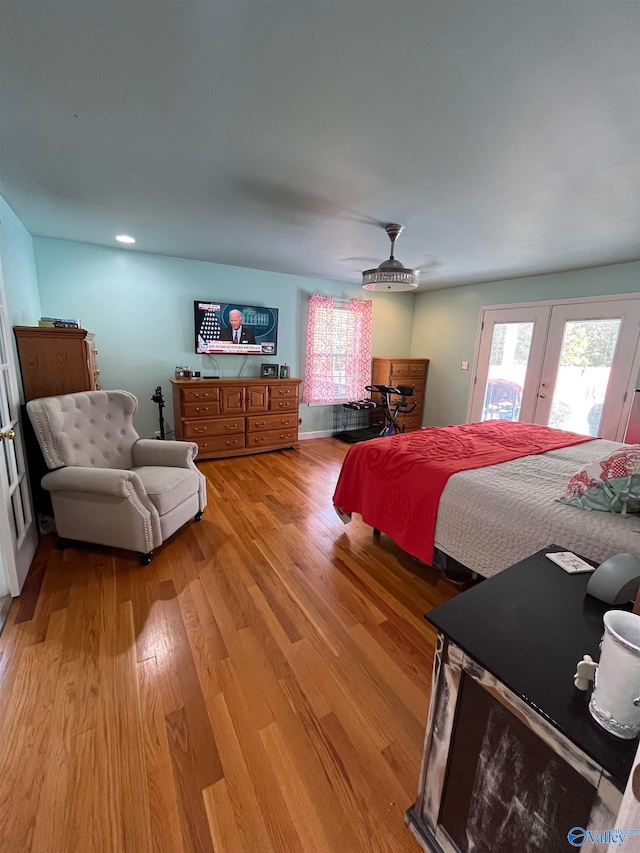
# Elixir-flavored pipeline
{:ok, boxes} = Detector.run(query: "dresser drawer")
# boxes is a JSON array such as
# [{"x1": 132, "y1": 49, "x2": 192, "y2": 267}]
[
  {"x1": 390, "y1": 369, "x2": 425, "y2": 385},
  {"x1": 246, "y1": 428, "x2": 298, "y2": 449},
  {"x1": 408, "y1": 362, "x2": 427, "y2": 377},
  {"x1": 182, "y1": 417, "x2": 244, "y2": 439},
  {"x1": 195, "y1": 434, "x2": 246, "y2": 455},
  {"x1": 269, "y1": 383, "x2": 298, "y2": 399},
  {"x1": 402, "y1": 413, "x2": 423, "y2": 432},
  {"x1": 181, "y1": 386, "x2": 220, "y2": 404},
  {"x1": 182, "y1": 401, "x2": 221, "y2": 418},
  {"x1": 270, "y1": 397, "x2": 298, "y2": 412},
  {"x1": 390, "y1": 361, "x2": 426, "y2": 378},
  {"x1": 246, "y1": 412, "x2": 298, "y2": 432}
]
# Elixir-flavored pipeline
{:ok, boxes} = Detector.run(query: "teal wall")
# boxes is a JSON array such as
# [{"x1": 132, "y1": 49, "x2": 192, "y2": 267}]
[
  {"x1": 18, "y1": 228, "x2": 640, "y2": 437},
  {"x1": 412, "y1": 261, "x2": 640, "y2": 427},
  {"x1": 0, "y1": 196, "x2": 41, "y2": 327},
  {"x1": 0, "y1": 195, "x2": 41, "y2": 400},
  {"x1": 33, "y1": 238, "x2": 415, "y2": 438}
]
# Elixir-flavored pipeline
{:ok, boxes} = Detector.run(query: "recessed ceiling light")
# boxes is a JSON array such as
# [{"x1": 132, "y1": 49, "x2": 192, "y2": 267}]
[{"x1": 116, "y1": 234, "x2": 136, "y2": 244}]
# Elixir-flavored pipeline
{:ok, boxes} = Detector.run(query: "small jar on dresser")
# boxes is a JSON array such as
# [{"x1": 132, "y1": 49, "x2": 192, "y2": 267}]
[
  {"x1": 371, "y1": 357, "x2": 429, "y2": 432},
  {"x1": 171, "y1": 377, "x2": 302, "y2": 460}
]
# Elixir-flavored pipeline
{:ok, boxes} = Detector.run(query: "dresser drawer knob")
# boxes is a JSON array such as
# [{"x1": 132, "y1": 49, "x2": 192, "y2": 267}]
[
  {"x1": 226, "y1": 424, "x2": 238, "y2": 429},
  {"x1": 226, "y1": 439, "x2": 238, "y2": 446},
  {"x1": 255, "y1": 437, "x2": 266, "y2": 443}
]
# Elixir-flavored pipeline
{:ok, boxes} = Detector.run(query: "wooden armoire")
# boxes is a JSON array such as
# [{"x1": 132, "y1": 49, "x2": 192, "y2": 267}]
[
  {"x1": 14, "y1": 326, "x2": 100, "y2": 402},
  {"x1": 14, "y1": 326, "x2": 101, "y2": 520}
]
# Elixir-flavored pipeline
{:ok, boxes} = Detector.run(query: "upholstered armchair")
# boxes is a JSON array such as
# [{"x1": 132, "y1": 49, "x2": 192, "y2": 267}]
[{"x1": 26, "y1": 390, "x2": 206, "y2": 563}]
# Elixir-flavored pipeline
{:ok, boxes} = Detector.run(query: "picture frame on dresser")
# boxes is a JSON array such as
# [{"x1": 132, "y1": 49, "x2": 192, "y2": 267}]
[{"x1": 261, "y1": 364, "x2": 279, "y2": 378}]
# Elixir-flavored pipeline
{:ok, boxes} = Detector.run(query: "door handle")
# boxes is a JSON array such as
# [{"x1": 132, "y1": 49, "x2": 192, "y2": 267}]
[
  {"x1": 0, "y1": 430, "x2": 15, "y2": 441},
  {"x1": 538, "y1": 394, "x2": 546, "y2": 399}
]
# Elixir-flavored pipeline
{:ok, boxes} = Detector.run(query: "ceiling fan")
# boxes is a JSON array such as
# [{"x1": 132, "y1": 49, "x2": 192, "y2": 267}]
[{"x1": 360, "y1": 223, "x2": 424, "y2": 292}]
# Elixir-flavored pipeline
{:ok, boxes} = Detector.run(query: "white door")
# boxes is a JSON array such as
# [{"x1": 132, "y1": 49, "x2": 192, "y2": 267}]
[
  {"x1": 0, "y1": 261, "x2": 37, "y2": 595},
  {"x1": 469, "y1": 296, "x2": 640, "y2": 441},
  {"x1": 468, "y1": 305, "x2": 550, "y2": 424},
  {"x1": 535, "y1": 299, "x2": 640, "y2": 440}
]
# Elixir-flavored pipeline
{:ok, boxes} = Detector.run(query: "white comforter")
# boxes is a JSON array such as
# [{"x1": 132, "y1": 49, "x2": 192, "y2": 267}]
[{"x1": 434, "y1": 439, "x2": 640, "y2": 578}]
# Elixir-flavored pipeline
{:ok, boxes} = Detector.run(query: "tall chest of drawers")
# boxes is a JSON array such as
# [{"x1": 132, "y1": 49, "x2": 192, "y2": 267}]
[
  {"x1": 14, "y1": 326, "x2": 100, "y2": 400},
  {"x1": 371, "y1": 357, "x2": 429, "y2": 432},
  {"x1": 171, "y1": 377, "x2": 301, "y2": 459}
]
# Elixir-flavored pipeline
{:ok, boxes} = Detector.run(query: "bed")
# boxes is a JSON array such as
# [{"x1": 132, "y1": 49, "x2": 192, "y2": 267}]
[{"x1": 332, "y1": 420, "x2": 640, "y2": 578}]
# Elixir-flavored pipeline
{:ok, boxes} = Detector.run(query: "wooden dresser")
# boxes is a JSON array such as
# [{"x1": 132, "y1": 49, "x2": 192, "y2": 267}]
[
  {"x1": 371, "y1": 357, "x2": 429, "y2": 432},
  {"x1": 14, "y1": 326, "x2": 100, "y2": 401},
  {"x1": 171, "y1": 377, "x2": 302, "y2": 459}
]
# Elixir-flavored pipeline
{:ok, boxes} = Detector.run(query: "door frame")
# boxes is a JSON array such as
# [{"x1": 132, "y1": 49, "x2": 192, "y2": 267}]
[
  {"x1": 0, "y1": 258, "x2": 38, "y2": 595},
  {"x1": 467, "y1": 292, "x2": 640, "y2": 441}
]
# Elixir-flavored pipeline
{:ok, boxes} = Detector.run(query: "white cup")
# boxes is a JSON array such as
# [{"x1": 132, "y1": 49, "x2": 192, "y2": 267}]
[{"x1": 589, "y1": 610, "x2": 640, "y2": 739}]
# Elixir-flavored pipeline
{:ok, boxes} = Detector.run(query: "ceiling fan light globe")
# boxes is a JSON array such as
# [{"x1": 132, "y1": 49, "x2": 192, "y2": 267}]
[{"x1": 361, "y1": 266, "x2": 420, "y2": 291}]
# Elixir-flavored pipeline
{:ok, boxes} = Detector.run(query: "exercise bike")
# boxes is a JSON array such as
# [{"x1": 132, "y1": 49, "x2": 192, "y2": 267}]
[{"x1": 365, "y1": 384, "x2": 417, "y2": 437}]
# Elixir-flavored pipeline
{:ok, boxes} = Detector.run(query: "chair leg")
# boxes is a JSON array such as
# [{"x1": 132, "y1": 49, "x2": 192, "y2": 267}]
[
  {"x1": 139, "y1": 550, "x2": 154, "y2": 565},
  {"x1": 194, "y1": 510, "x2": 203, "y2": 521},
  {"x1": 56, "y1": 537, "x2": 71, "y2": 550}
]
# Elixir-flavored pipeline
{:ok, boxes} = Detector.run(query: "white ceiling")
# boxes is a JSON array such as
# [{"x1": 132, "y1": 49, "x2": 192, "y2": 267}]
[{"x1": 1, "y1": 1, "x2": 639, "y2": 291}]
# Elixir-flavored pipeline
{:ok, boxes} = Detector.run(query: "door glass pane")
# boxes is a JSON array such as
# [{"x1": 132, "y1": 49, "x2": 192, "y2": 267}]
[
  {"x1": 0, "y1": 368, "x2": 9, "y2": 428},
  {"x1": 2, "y1": 433, "x2": 18, "y2": 490},
  {"x1": 0, "y1": 307, "x2": 8, "y2": 366},
  {"x1": 548, "y1": 319, "x2": 621, "y2": 434},
  {"x1": 11, "y1": 487, "x2": 24, "y2": 542},
  {"x1": 481, "y1": 322, "x2": 533, "y2": 422}
]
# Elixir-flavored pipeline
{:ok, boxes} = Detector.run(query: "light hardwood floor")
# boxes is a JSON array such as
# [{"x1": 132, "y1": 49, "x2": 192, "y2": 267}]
[{"x1": 0, "y1": 437, "x2": 461, "y2": 853}]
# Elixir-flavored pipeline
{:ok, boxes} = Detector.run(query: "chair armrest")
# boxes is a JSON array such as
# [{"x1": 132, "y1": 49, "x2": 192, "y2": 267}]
[
  {"x1": 42, "y1": 466, "x2": 147, "y2": 499},
  {"x1": 131, "y1": 439, "x2": 198, "y2": 468}
]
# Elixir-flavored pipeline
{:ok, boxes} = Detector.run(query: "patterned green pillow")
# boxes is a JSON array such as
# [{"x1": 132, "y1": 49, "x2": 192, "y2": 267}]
[{"x1": 560, "y1": 446, "x2": 640, "y2": 514}]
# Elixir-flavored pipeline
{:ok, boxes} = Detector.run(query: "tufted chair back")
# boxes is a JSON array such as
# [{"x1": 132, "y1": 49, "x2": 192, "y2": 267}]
[{"x1": 27, "y1": 390, "x2": 140, "y2": 470}]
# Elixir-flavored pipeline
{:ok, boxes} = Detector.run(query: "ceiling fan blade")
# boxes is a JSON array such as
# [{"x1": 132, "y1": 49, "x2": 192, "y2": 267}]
[{"x1": 417, "y1": 255, "x2": 441, "y2": 274}]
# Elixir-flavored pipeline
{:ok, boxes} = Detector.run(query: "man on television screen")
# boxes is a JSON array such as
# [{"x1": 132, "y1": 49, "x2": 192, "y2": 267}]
[{"x1": 219, "y1": 309, "x2": 256, "y2": 344}]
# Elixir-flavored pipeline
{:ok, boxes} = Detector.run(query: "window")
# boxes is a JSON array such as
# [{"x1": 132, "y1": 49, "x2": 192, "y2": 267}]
[{"x1": 302, "y1": 294, "x2": 372, "y2": 403}]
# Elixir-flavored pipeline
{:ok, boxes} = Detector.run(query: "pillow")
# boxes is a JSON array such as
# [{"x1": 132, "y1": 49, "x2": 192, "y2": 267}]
[{"x1": 560, "y1": 446, "x2": 640, "y2": 514}]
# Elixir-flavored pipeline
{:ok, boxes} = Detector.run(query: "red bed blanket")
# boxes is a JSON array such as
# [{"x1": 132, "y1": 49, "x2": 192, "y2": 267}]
[{"x1": 332, "y1": 420, "x2": 594, "y2": 566}]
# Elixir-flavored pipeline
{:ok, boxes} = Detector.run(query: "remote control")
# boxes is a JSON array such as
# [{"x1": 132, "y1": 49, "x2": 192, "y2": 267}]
[{"x1": 546, "y1": 551, "x2": 595, "y2": 574}]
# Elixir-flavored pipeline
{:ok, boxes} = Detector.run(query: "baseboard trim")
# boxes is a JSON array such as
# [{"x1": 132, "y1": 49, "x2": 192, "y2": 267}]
[{"x1": 299, "y1": 430, "x2": 333, "y2": 440}]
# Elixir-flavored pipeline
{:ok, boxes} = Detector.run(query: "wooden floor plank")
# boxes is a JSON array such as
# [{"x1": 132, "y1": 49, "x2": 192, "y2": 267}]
[
  {"x1": 213, "y1": 658, "x2": 305, "y2": 853},
  {"x1": 138, "y1": 656, "x2": 186, "y2": 853},
  {"x1": 0, "y1": 608, "x2": 67, "y2": 851},
  {"x1": 203, "y1": 778, "x2": 246, "y2": 853},
  {"x1": 259, "y1": 720, "x2": 337, "y2": 853},
  {"x1": 0, "y1": 437, "x2": 463, "y2": 853},
  {"x1": 207, "y1": 691, "x2": 277, "y2": 853}
]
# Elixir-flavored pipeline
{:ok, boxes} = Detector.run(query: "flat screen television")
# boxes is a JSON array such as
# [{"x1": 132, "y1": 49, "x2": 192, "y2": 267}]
[{"x1": 195, "y1": 301, "x2": 279, "y2": 355}]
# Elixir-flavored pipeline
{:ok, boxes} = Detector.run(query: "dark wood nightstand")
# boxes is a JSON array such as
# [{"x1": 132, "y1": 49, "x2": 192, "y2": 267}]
[{"x1": 406, "y1": 546, "x2": 636, "y2": 853}]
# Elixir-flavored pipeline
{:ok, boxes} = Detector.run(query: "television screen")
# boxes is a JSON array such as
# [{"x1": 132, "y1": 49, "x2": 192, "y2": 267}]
[{"x1": 195, "y1": 301, "x2": 279, "y2": 355}]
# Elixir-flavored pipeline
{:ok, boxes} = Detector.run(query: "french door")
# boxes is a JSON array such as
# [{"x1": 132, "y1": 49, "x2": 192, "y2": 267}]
[
  {"x1": 0, "y1": 260, "x2": 37, "y2": 595},
  {"x1": 469, "y1": 295, "x2": 640, "y2": 441}
]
